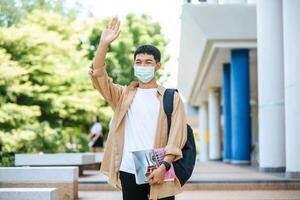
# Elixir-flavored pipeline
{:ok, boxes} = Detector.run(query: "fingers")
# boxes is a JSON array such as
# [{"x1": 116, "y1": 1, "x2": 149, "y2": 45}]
[
  {"x1": 148, "y1": 173, "x2": 163, "y2": 185},
  {"x1": 111, "y1": 17, "x2": 117, "y2": 29},
  {"x1": 108, "y1": 17, "x2": 119, "y2": 30},
  {"x1": 113, "y1": 30, "x2": 121, "y2": 40},
  {"x1": 148, "y1": 179, "x2": 154, "y2": 185},
  {"x1": 148, "y1": 172, "x2": 154, "y2": 181},
  {"x1": 113, "y1": 20, "x2": 120, "y2": 31},
  {"x1": 149, "y1": 178, "x2": 161, "y2": 185},
  {"x1": 148, "y1": 171, "x2": 155, "y2": 185},
  {"x1": 107, "y1": 18, "x2": 114, "y2": 29},
  {"x1": 148, "y1": 177, "x2": 157, "y2": 185}
]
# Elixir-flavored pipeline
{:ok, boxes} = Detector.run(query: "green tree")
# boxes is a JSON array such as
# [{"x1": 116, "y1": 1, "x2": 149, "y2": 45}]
[
  {"x1": 0, "y1": 7, "x2": 170, "y2": 166},
  {"x1": 0, "y1": 10, "x2": 112, "y2": 166}
]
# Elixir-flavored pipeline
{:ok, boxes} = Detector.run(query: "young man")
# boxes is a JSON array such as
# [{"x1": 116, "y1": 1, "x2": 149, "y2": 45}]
[{"x1": 89, "y1": 17, "x2": 187, "y2": 200}]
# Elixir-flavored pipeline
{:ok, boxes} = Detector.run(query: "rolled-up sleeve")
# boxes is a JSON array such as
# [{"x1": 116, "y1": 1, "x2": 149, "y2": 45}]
[
  {"x1": 164, "y1": 93, "x2": 188, "y2": 162},
  {"x1": 90, "y1": 65, "x2": 125, "y2": 110}
]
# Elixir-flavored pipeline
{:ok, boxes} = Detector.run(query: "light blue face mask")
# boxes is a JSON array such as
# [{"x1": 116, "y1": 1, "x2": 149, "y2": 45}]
[{"x1": 134, "y1": 66, "x2": 155, "y2": 83}]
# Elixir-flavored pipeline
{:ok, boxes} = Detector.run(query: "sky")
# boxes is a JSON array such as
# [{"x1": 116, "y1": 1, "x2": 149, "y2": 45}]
[{"x1": 79, "y1": 0, "x2": 184, "y2": 88}]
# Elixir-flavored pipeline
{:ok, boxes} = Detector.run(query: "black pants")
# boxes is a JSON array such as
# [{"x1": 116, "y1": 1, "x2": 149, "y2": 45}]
[{"x1": 119, "y1": 171, "x2": 175, "y2": 200}]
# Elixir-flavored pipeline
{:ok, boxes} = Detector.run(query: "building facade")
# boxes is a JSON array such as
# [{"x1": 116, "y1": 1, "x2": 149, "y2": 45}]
[{"x1": 178, "y1": 0, "x2": 300, "y2": 177}]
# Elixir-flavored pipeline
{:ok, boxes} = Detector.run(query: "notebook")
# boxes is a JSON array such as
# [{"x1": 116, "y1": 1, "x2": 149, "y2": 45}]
[{"x1": 131, "y1": 147, "x2": 176, "y2": 185}]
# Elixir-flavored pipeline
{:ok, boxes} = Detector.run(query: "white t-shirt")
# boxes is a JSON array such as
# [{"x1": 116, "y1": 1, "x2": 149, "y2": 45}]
[
  {"x1": 120, "y1": 88, "x2": 160, "y2": 174},
  {"x1": 91, "y1": 122, "x2": 102, "y2": 135}
]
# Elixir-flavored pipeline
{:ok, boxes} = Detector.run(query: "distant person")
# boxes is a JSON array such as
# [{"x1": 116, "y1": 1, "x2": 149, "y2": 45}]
[{"x1": 88, "y1": 115, "x2": 103, "y2": 152}]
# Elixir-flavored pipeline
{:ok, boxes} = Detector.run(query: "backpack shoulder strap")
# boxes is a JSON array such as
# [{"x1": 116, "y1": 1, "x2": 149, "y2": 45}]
[{"x1": 163, "y1": 88, "x2": 178, "y2": 136}]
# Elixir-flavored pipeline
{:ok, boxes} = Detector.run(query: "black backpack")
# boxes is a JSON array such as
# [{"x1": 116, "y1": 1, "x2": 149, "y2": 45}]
[{"x1": 163, "y1": 89, "x2": 196, "y2": 186}]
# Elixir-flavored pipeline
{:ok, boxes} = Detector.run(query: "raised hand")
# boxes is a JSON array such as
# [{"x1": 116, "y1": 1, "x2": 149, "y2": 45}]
[
  {"x1": 100, "y1": 17, "x2": 121, "y2": 45},
  {"x1": 89, "y1": 17, "x2": 120, "y2": 73}
]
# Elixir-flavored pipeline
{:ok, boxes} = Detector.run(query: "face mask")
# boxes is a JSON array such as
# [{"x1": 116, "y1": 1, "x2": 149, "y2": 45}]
[{"x1": 134, "y1": 66, "x2": 155, "y2": 83}]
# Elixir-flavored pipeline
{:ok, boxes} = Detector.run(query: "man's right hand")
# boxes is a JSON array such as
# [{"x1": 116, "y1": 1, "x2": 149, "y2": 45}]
[
  {"x1": 100, "y1": 17, "x2": 121, "y2": 45},
  {"x1": 90, "y1": 17, "x2": 120, "y2": 74}
]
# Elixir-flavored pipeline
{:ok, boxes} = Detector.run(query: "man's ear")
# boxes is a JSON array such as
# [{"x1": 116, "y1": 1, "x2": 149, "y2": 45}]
[{"x1": 155, "y1": 63, "x2": 161, "y2": 71}]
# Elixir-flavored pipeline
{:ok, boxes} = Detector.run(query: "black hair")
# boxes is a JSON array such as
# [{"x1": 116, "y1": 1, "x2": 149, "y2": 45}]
[
  {"x1": 94, "y1": 115, "x2": 100, "y2": 122},
  {"x1": 134, "y1": 45, "x2": 161, "y2": 63}
]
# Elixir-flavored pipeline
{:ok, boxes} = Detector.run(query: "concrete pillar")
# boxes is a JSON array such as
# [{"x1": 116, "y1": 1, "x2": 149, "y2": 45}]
[
  {"x1": 250, "y1": 101, "x2": 258, "y2": 165},
  {"x1": 199, "y1": 102, "x2": 209, "y2": 161},
  {"x1": 231, "y1": 49, "x2": 251, "y2": 164},
  {"x1": 208, "y1": 88, "x2": 221, "y2": 160},
  {"x1": 283, "y1": 0, "x2": 300, "y2": 178},
  {"x1": 222, "y1": 63, "x2": 232, "y2": 162},
  {"x1": 257, "y1": 0, "x2": 285, "y2": 172}
]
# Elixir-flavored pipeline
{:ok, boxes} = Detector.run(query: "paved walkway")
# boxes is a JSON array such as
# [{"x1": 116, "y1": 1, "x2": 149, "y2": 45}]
[
  {"x1": 78, "y1": 160, "x2": 300, "y2": 199},
  {"x1": 189, "y1": 160, "x2": 295, "y2": 182},
  {"x1": 78, "y1": 190, "x2": 300, "y2": 200},
  {"x1": 79, "y1": 160, "x2": 300, "y2": 183}
]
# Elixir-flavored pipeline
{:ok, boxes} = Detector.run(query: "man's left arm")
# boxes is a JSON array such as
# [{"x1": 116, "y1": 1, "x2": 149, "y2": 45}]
[
  {"x1": 148, "y1": 93, "x2": 187, "y2": 184},
  {"x1": 163, "y1": 92, "x2": 188, "y2": 161}
]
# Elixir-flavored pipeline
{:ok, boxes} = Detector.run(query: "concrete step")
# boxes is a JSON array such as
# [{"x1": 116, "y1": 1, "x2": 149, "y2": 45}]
[
  {"x1": 0, "y1": 167, "x2": 78, "y2": 200},
  {"x1": 0, "y1": 188, "x2": 58, "y2": 200}
]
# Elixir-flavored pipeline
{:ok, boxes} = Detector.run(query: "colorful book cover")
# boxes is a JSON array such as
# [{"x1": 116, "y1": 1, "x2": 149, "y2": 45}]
[{"x1": 131, "y1": 147, "x2": 176, "y2": 185}]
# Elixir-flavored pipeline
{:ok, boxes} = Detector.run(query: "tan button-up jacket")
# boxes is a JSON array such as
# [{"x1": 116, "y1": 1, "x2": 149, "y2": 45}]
[{"x1": 90, "y1": 66, "x2": 187, "y2": 199}]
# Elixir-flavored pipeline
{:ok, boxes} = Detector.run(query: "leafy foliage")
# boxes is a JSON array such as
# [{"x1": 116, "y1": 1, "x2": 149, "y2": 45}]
[{"x1": 0, "y1": 1, "x2": 169, "y2": 167}]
